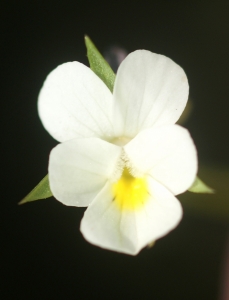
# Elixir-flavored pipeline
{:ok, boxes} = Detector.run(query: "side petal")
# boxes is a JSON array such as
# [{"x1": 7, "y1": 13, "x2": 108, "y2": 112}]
[
  {"x1": 49, "y1": 138, "x2": 122, "y2": 206},
  {"x1": 112, "y1": 50, "x2": 189, "y2": 138},
  {"x1": 38, "y1": 62, "x2": 114, "y2": 142},
  {"x1": 80, "y1": 178, "x2": 182, "y2": 255},
  {"x1": 124, "y1": 125, "x2": 197, "y2": 195}
]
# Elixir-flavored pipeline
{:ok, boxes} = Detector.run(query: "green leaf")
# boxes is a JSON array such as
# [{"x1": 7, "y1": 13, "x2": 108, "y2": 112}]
[
  {"x1": 188, "y1": 176, "x2": 215, "y2": 194},
  {"x1": 19, "y1": 175, "x2": 53, "y2": 205},
  {"x1": 180, "y1": 165, "x2": 229, "y2": 223},
  {"x1": 85, "y1": 35, "x2": 116, "y2": 92}
]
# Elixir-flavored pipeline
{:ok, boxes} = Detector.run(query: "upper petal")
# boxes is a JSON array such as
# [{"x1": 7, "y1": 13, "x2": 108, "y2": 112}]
[
  {"x1": 38, "y1": 62, "x2": 114, "y2": 142},
  {"x1": 80, "y1": 178, "x2": 182, "y2": 255},
  {"x1": 49, "y1": 137, "x2": 122, "y2": 206},
  {"x1": 124, "y1": 125, "x2": 197, "y2": 195},
  {"x1": 112, "y1": 50, "x2": 189, "y2": 138}
]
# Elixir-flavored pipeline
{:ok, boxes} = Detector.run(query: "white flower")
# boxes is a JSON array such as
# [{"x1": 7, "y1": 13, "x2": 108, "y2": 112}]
[{"x1": 38, "y1": 50, "x2": 197, "y2": 255}]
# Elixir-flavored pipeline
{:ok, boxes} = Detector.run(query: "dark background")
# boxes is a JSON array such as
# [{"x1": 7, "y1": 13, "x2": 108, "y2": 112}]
[{"x1": 2, "y1": 1, "x2": 229, "y2": 299}]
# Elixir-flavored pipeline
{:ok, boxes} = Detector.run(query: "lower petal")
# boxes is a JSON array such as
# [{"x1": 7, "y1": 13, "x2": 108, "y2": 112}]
[{"x1": 80, "y1": 177, "x2": 182, "y2": 255}]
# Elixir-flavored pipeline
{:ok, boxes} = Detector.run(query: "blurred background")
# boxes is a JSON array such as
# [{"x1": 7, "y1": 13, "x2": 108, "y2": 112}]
[{"x1": 2, "y1": 0, "x2": 229, "y2": 299}]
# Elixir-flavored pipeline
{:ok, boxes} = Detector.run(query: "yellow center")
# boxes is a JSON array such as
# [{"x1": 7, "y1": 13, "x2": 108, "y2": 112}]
[{"x1": 112, "y1": 168, "x2": 149, "y2": 211}]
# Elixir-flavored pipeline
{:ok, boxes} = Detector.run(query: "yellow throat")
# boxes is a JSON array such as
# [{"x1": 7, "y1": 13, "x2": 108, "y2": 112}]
[{"x1": 112, "y1": 168, "x2": 149, "y2": 211}]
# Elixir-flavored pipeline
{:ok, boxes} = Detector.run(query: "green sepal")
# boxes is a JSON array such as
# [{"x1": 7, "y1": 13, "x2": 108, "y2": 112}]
[
  {"x1": 85, "y1": 35, "x2": 116, "y2": 92},
  {"x1": 188, "y1": 176, "x2": 214, "y2": 194},
  {"x1": 19, "y1": 175, "x2": 53, "y2": 205}
]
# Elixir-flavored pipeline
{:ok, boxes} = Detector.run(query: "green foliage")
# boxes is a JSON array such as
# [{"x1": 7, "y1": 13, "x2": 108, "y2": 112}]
[
  {"x1": 188, "y1": 176, "x2": 214, "y2": 194},
  {"x1": 85, "y1": 35, "x2": 116, "y2": 92},
  {"x1": 180, "y1": 166, "x2": 228, "y2": 223},
  {"x1": 19, "y1": 175, "x2": 52, "y2": 204}
]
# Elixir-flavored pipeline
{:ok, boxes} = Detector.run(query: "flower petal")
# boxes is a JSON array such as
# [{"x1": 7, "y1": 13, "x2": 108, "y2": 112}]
[
  {"x1": 49, "y1": 138, "x2": 122, "y2": 206},
  {"x1": 112, "y1": 50, "x2": 189, "y2": 137},
  {"x1": 38, "y1": 62, "x2": 114, "y2": 142},
  {"x1": 80, "y1": 178, "x2": 182, "y2": 255},
  {"x1": 124, "y1": 125, "x2": 197, "y2": 195}
]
